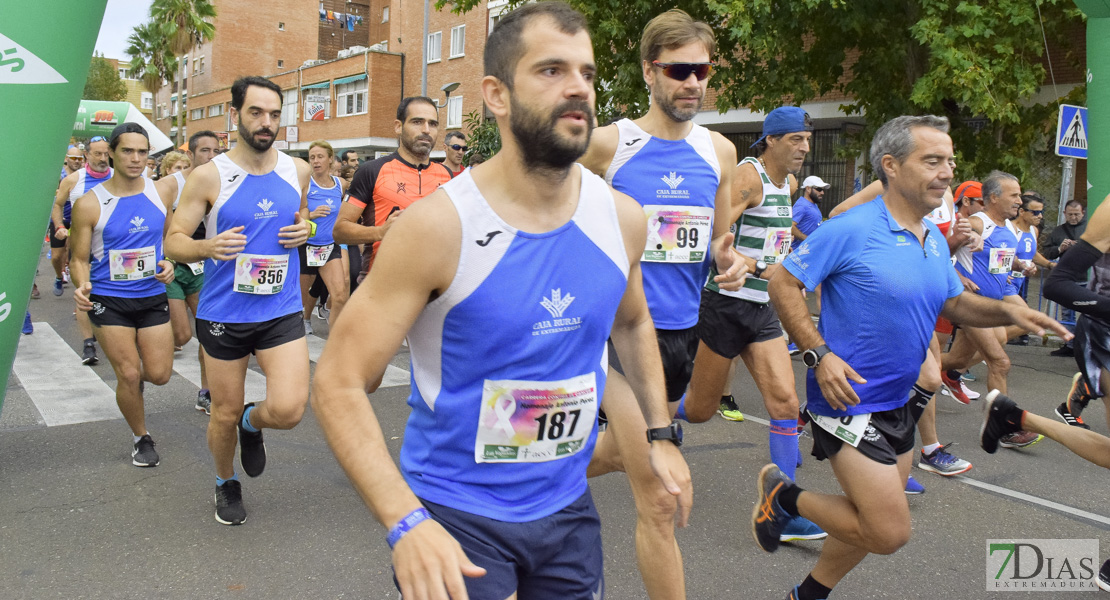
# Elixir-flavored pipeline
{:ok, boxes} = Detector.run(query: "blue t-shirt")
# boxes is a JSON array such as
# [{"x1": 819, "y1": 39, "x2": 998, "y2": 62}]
[
  {"x1": 783, "y1": 197, "x2": 964, "y2": 416},
  {"x1": 88, "y1": 179, "x2": 167, "y2": 298},
  {"x1": 790, "y1": 196, "x2": 822, "y2": 252}
]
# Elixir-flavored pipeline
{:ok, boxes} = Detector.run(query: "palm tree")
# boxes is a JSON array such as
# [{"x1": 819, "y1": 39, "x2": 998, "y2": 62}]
[
  {"x1": 150, "y1": 0, "x2": 217, "y2": 56},
  {"x1": 126, "y1": 21, "x2": 176, "y2": 95}
]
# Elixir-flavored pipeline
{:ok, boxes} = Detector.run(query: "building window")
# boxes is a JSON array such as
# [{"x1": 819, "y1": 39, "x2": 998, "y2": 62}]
[
  {"x1": 208, "y1": 104, "x2": 224, "y2": 118},
  {"x1": 278, "y1": 22, "x2": 285, "y2": 31},
  {"x1": 381, "y1": 6, "x2": 389, "y2": 22},
  {"x1": 190, "y1": 107, "x2": 204, "y2": 120},
  {"x1": 446, "y1": 95, "x2": 463, "y2": 129},
  {"x1": 489, "y1": 1, "x2": 508, "y2": 36},
  {"x1": 280, "y1": 89, "x2": 298, "y2": 126},
  {"x1": 171, "y1": 99, "x2": 178, "y2": 116},
  {"x1": 193, "y1": 56, "x2": 204, "y2": 74},
  {"x1": 141, "y1": 92, "x2": 153, "y2": 110},
  {"x1": 450, "y1": 25, "x2": 465, "y2": 58},
  {"x1": 181, "y1": 54, "x2": 188, "y2": 79},
  {"x1": 426, "y1": 31, "x2": 441, "y2": 63},
  {"x1": 277, "y1": 59, "x2": 284, "y2": 69},
  {"x1": 336, "y1": 79, "x2": 368, "y2": 117},
  {"x1": 157, "y1": 104, "x2": 164, "y2": 119}
]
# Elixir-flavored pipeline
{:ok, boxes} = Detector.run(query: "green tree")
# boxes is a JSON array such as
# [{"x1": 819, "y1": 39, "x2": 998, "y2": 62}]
[
  {"x1": 462, "y1": 110, "x2": 501, "y2": 162},
  {"x1": 447, "y1": 0, "x2": 1085, "y2": 182},
  {"x1": 83, "y1": 54, "x2": 127, "y2": 102},
  {"x1": 126, "y1": 21, "x2": 176, "y2": 95},
  {"x1": 151, "y1": 0, "x2": 217, "y2": 56}
]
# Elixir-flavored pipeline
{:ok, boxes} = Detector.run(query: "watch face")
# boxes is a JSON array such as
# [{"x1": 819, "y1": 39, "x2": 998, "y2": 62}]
[{"x1": 803, "y1": 350, "x2": 817, "y2": 367}]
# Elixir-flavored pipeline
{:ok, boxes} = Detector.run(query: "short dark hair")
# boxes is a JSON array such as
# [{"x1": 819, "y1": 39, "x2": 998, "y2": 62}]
[
  {"x1": 231, "y1": 76, "x2": 283, "y2": 111},
  {"x1": 108, "y1": 122, "x2": 149, "y2": 150},
  {"x1": 396, "y1": 96, "x2": 436, "y2": 122},
  {"x1": 188, "y1": 130, "x2": 219, "y2": 154},
  {"x1": 751, "y1": 134, "x2": 781, "y2": 158},
  {"x1": 1066, "y1": 200, "x2": 1085, "y2": 212},
  {"x1": 341, "y1": 149, "x2": 359, "y2": 162},
  {"x1": 484, "y1": 1, "x2": 588, "y2": 89},
  {"x1": 1020, "y1": 191, "x2": 1046, "y2": 210},
  {"x1": 445, "y1": 131, "x2": 466, "y2": 144}
]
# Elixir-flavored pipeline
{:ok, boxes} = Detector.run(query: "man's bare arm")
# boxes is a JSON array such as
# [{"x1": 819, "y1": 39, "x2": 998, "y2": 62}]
[
  {"x1": 51, "y1": 174, "x2": 76, "y2": 232},
  {"x1": 577, "y1": 123, "x2": 619, "y2": 177},
  {"x1": 332, "y1": 201, "x2": 395, "y2": 245}
]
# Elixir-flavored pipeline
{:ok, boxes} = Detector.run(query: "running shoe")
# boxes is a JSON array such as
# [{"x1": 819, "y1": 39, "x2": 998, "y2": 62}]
[
  {"x1": 303, "y1": 319, "x2": 313, "y2": 336},
  {"x1": 905, "y1": 475, "x2": 925, "y2": 495},
  {"x1": 1007, "y1": 334, "x2": 1030, "y2": 346},
  {"x1": 918, "y1": 444, "x2": 972, "y2": 476},
  {"x1": 999, "y1": 430, "x2": 1044, "y2": 450},
  {"x1": 62, "y1": 266, "x2": 69, "y2": 284},
  {"x1": 980, "y1": 390, "x2": 1025, "y2": 454},
  {"x1": 779, "y1": 515, "x2": 827, "y2": 542},
  {"x1": 131, "y1": 434, "x2": 160, "y2": 467},
  {"x1": 238, "y1": 403, "x2": 267, "y2": 477},
  {"x1": 1050, "y1": 345, "x2": 1075, "y2": 357},
  {"x1": 317, "y1": 299, "x2": 329, "y2": 321},
  {"x1": 52, "y1": 278, "x2": 63, "y2": 296},
  {"x1": 786, "y1": 342, "x2": 801, "y2": 356},
  {"x1": 961, "y1": 371, "x2": 977, "y2": 382},
  {"x1": 718, "y1": 395, "x2": 744, "y2": 422},
  {"x1": 1055, "y1": 402, "x2": 1090, "y2": 430},
  {"x1": 785, "y1": 586, "x2": 801, "y2": 600},
  {"x1": 214, "y1": 480, "x2": 247, "y2": 525},
  {"x1": 30, "y1": 283, "x2": 40, "y2": 299},
  {"x1": 81, "y1": 339, "x2": 99, "y2": 366},
  {"x1": 195, "y1": 390, "x2": 212, "y2": 415},
  {"x1": 1098, "y1": 558, "x2": 1110, "y2": 593},
  {"x1": 961, "y1": 382, "x2": 981, "y2": 401},
  {"x1": 21, "y1": 312, "x2": 32, "y2": 335},
  {"x1": 940, "y1": 371, "x2": 971, "y2": 404},
  {"x1": 752, "y1": 464, "x2": 792, "y2": 553}
]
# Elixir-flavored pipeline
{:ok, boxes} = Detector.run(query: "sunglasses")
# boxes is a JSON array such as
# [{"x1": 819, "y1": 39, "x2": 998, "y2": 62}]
[
  {"x1": 89, "y1": 136, "x2": 107, "y2": 143},
  {"x1": 652, "y1": 61, "x2": 715, "y2": 82},
  {"x1": 448, "y1": 144, "x2": 468, "y2": 152},
  {"x1": 66, "y1": 155, "x2": 85, "y2": 161},
  {"x1": 1023, "y1": 209, "x2": 1044, "y2": 215}
]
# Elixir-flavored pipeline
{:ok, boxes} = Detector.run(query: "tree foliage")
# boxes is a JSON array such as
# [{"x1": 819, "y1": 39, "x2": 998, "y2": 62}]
[
  {"x1": 462, "y1": 110, "x2": 501, "y2": 162},
  {"x1": 446, "y1": 0, "x2": 1085, "y2": 181},
  {"x1": 126, "y1": 21, "x2": 177, "y2": 94},
  {"x1": 150, "y1": 0, "x2": 218, "y2": 56},
  {"x1": 84, "y1": 54, "x2": 127, "y2": 101}
]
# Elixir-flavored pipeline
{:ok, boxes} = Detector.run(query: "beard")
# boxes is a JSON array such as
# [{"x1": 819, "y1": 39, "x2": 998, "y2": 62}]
[
  {"x1": 808, "y1": 189, "x2": 822, "y2": 202},
  {"x1": 402, "y1": 131, "x2": 434, "y2": 159},
  {"x1": 653, "y1": 82, "x2": 702, "y2": 123},
  {"x1": 238, "y1": 117, "x2": 275, "y2": 152},
  {"x1": 510, "y1": 96, "x2": 594, "y2": 171}
]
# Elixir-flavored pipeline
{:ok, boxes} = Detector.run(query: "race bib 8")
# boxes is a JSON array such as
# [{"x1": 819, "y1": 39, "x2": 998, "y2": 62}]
[
  {"x1": 234, "y1": 253, "x2": 289, "y2": 295},
  {"x1": 109, "y1": 246, "x2": 157, "y2": 281},
  {"x1": 761, "y1": 228, "x2": 793, "y2": 264},
  {"x1": 808, "y1": 410, "x2": 871, "y2": 448},
  {"x1": 305, "y1": 244, "x2": 334, "y2": 267},
  {"x1": 988, "y1": 247, "x2": 1016, "y2": 275},
  {"x1": 641, "y1": 205, "x2": 713, "y2": 263},
  {"x1": 476, "y1": 373, "x2": 598, "y2": 463}
]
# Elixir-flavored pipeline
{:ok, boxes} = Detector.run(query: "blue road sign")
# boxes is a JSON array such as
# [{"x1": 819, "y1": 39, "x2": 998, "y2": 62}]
[{"x1": 1056, "y1": 104, "x2": 1088, "y2": 159}]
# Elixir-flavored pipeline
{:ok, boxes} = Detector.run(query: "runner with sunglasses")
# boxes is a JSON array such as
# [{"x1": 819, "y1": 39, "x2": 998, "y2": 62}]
[
  {"x1": 443, "y1": 131, "x2": 467, "y2": 176},
  {"x1": 579, "y1": 10, "x2": 747, "y2": 598}
]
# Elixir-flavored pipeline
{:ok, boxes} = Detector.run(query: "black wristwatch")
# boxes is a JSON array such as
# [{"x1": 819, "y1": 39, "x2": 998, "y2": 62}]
[
  {"x1": 802, "y1": 344, "x2": 832, "y2": 369},
  {"x1": 646, "y1": 422, "x2": 683, "y2": 447},
  {"x1": 752, "y1": 260, "x2": 768, "y2": 279}
]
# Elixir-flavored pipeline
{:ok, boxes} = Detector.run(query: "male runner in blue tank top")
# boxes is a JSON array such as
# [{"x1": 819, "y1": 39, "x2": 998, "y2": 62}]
[
  {"x1": 314, "y1": 4, "x2": 691, "y2": 598},
  {"x1": 577, "y1": 10, "x2": 745, "y2": 599},
  {"x1": 69, "y1": 123, "x2": 178, "y2": 468},
  {"x1": 166, "y1": 76, "x2": 313, "y2": 526},
  {"x1": 756, "y1": 115, "x2": 1068, "y2": 600}
]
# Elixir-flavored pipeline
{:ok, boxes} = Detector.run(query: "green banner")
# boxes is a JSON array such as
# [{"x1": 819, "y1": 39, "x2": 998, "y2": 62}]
[
  {"x1": 1087, "y1": 16, "x2": 1108, "y2": 213},
  {"x1": 0, "y1": 1, "x2": 109, "y2": 407}
]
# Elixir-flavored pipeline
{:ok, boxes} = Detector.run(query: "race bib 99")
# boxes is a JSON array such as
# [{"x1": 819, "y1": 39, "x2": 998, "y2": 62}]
[{"x1": 641, "y1": 205, "x2": 713, "y2": 263}]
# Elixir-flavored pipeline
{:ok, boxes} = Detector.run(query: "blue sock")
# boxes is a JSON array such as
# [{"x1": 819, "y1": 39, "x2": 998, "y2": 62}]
[
  {"x1": 674, "y1": 394, "x2": 689, "y2": 422},
  {"x1": 216, "y1": 473, "x2": 239, "y2": 486},
  {"x1": 240, "y1": 405, "x2": 259, "y2": 433},
  {"x1": 770, "y1": 419, "x2": 799, "y2": 481}
]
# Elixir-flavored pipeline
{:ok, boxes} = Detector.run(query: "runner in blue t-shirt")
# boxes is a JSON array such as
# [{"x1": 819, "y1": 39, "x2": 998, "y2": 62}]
[
  {"x1": 791, "y1": 175, "x2": 827, "y2": 252},
  {"x1": 750, "y1": 115, "x2": 1066, "y2": 600},
  {"x1": 297, "y1": 140, "x2": 349, "y2": 334},
  {"x1": 69, "y1": 123, "x2": 178, "y2": 469}
]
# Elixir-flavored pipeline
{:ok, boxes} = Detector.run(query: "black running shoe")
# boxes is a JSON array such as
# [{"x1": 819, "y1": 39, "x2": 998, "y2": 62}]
[
  {"x1": 214, "y1": 480, "x2": 247, "y2": 525},
  {"x1": 131, "y1": 434, "x2": 160, "y2": 467},
  {"x1": 1055, "y1": 402, "x2": 1090, "y2": 430},
  {"x1": 980, "y1": 391, "x2": 1025, "y2": 454},
  {"x1": 81, "y1": 340, "x2": 99, "y2": 366},
  {"x1": 238, "y1": 403, "x2": 266, "y2": 477},
  {"x1": 1097, "y1": 558, "x2": 1110, "y2": 592},
  {"x1": 195, "y1": 390, "x2": 212, "y2": 416},
  {"x1": 752, "y1": 464, "x2": 793, "y2": 553}
]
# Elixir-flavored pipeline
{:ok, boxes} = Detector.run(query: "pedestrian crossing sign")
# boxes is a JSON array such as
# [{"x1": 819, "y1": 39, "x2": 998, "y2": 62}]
[{"x1": 1055, "y1": 104, "x2": 1088, "y2": 159}]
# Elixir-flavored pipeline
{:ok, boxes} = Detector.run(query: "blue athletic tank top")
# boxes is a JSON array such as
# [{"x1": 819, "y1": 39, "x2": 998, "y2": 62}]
[
  {"x1": 196, "y1": 152, "x2": 304, "y2": 323},
  {"x1": 88, "y1": 179, "x2": 167, "y2": 298},
  {"x1": 402, "y1": 165, "x2": 629, "y2": 522},
  {"x1": 1012, "y1": 226, "x2": 1037, "y2": 283},
  {"x1": 67, "y1": 167, "x2": 113, "y2": 223},
  {"x1": 605, "y1": 118, "x2": 720, "y2": 329},
  {"x1": 955, "y1": 212, "x2": 1019, "y2": 300},
  {"x1": 306, "y1": 175, "x2": 342, "y2": 246}
]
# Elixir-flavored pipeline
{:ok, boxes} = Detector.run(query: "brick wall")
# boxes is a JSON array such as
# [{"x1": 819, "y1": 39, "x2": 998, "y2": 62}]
[{"x1": 318, "y1": 0, "x2": 372, "y2": 61}]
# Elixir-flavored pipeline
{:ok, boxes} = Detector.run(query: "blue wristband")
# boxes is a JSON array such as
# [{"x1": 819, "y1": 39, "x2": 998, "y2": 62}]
[{"x1": 387, "y1": 507, "x2": 431, "y2": 549}]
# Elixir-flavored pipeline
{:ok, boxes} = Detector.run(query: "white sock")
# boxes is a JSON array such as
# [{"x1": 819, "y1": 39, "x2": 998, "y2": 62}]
[
  {"x1": 133, "y1": 434, "x2": 146, "y2": 444},
  {"x1": 922, "y1": 442, "x2": 941, "y2": 455}
]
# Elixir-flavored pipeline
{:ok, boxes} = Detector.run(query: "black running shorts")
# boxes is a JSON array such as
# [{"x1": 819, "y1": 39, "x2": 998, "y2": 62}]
[
  {"x1": 809, "y1": 404, "x2": 916, "y2": 466},
  {"x1": 298, "y1": 242, "x2": 340, "y2": 276},
  {"x1": 48, "y1": 221, "x2": 70, "y2": 249},
  {"x1": 695, "y1": 289, "x2": 783, "y2": 359},
  {"x1": 1075, "y1": 315, "x2": 1110, "y2": 397},
  {"x1": 608, "y1": 327, "x2": 698, "y2": 403},
  {"x1": 196, "y1": 312, "x2": 304, "y2": 361},
  {"x1": 88, "y1": 293, "x2": 170, "y2": 329}
]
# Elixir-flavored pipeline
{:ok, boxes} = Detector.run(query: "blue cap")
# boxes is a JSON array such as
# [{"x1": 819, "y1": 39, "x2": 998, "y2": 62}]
[{"x1": 751, "y1": 106, "x2": 813, "y2": 147}]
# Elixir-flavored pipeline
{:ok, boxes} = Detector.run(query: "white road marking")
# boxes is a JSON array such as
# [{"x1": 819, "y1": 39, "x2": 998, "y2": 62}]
[{"x1": 13, "y1": 323, "x2": 119, "y2": 426}]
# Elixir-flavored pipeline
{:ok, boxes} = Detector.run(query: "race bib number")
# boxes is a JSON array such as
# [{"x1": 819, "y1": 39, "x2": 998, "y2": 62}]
[
  {"x1": 641, "y1": 205, "x2": 713, "y2": 263},
  {"x1": 988, "y1": 247, "x2": 1016, "y2": 275},
  {"x1": 761, "y1": 228, "x2": 793, "y2": 264},
  {"x1": 188, "y1": 261, "x2": 204, "y2": 276},
  {"x1": 234, "y1": 253, "x2": 288, "y2": 295},
  {"x1": 305, "y1": 244, "x2": 334, "y2": 267},
  {"x1": 108, "y1": 246, "x2": 157, "y2": 281},
  {"x1": 808, "y1": 410, "x2": 871, "y2": 448},
  {"x1": 476, "y1": 373, "x2": 598, "y2": 463}
]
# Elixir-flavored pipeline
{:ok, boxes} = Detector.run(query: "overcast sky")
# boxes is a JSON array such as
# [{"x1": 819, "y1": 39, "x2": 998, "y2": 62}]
[{"x1": 94, "y1": 0, "x2": 155, "y2": 60}]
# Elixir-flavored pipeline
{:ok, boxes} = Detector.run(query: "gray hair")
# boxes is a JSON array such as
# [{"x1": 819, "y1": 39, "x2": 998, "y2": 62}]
[
  {"x1": 869, "y1": 115, "x2": 950, "y2": 185},
  {"x1": 982, "y1": 170, "x2": 1019, "y2": 203}
]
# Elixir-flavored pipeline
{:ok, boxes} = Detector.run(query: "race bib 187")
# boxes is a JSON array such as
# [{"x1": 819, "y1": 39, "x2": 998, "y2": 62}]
[{"x1": 476, "y1": 373, "x2": 598, "y2": 463}]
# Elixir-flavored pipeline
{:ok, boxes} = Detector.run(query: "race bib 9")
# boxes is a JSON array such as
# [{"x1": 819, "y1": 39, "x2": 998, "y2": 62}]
[
  {"x1": 761, "y1": 228, "x2": 793, "y2": 264},
  {"x1": 476, "y1": 373, "x2": 598, "y2": 463},
  {"x1": 234, "y1": 253, "x2": 289, "y2": 295},
  {"x1": 305, "y1": 244, "x2": 334, "y2": 267},
  {"x1": 109, "y1": 246, "x2": 157, "y2": 281},
  {"x1": 641, "y1": 205, "x2": 713, "y2": 263},
  {"x1": 988, "y1": 247, "x2": 1016, "y2": 275}
]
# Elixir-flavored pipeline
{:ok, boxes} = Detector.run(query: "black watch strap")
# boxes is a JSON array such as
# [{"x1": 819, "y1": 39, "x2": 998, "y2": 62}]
[
  {"x1": 646, "y1": 422, "x2": 683, "y2": 447},
  {"x1": 803, "y1": 344, "x2": 832, "y2": 369}
]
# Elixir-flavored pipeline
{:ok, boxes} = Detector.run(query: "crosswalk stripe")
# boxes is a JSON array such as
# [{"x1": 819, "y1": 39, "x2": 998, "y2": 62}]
[
  {"x1": 13, "y1": 323, "x2": 120, "y2": 426},
  {"x1": 305, "y1": 333, "x2": 409, "y2": 388}
]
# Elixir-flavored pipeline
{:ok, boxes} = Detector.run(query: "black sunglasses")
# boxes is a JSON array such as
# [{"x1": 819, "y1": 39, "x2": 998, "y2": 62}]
[
  {"x1": 448, "y1": 143, "x2": 468, "y2": 152},
  {"x1": 652, "y1": 61, "x2": 715, "y2": 81},
  {"x1": 1023, "y1": 209, "x2": 1044, "y2": 215}
]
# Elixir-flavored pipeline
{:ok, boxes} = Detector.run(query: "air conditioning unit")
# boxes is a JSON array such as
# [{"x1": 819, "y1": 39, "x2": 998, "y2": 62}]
[
  {"x1": 337, "y1": 48, "x2": 352, "y2": 59},
  {"x1": 369, "y1": 41, "x2": 388, "y2": 52},
  {"x1": 347, "y1": 45, "x2": 368, "y2": 54},
  {"x1": 302, "y1": 59, "x2": 325, "y2": 67}
]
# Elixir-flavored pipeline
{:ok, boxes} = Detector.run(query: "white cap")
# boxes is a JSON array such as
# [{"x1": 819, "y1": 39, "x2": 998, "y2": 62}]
[{"x1": 802, "y1": 175, "x2": 831, "y2": 189}]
